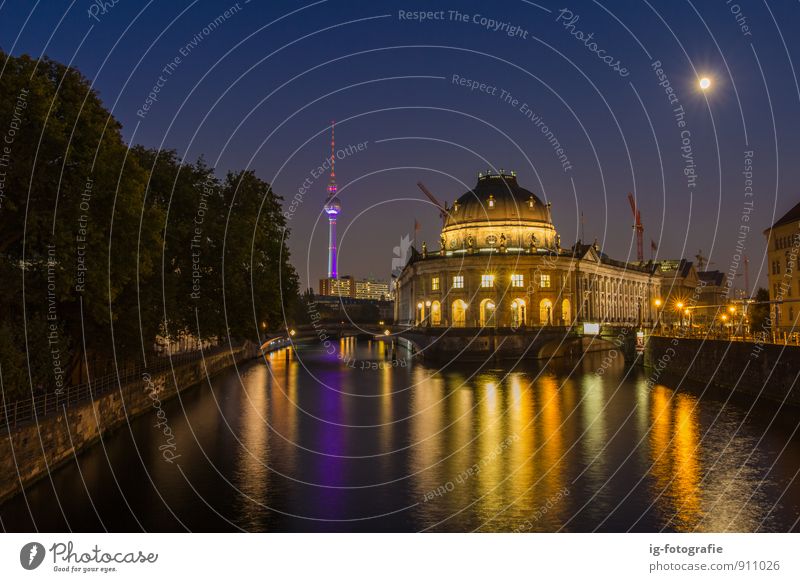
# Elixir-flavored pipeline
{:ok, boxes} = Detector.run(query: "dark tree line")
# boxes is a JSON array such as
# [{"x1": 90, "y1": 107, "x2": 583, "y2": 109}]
[{"x1": 0, "y1": 51, "x2": 300, "y2": 400}]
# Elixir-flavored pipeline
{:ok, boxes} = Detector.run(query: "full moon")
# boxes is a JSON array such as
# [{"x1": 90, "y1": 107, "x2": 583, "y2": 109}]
[{"x1": 699, "y1": 77, "x2": 712, "y2": 90}]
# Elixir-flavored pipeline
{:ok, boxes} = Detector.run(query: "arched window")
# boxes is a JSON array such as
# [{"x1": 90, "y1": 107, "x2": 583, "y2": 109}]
[
  {"x1": 562, "y1": 298, "x2": 571, "y2": 324},
  {"x1": 511, "y1": 299, "x2": 526, "y2": 327},
  {"x1": 480, "y1": 298, "x2": 496, "y2": 327},
  {"x1": 451, "y1": 300, "x2": 467, "y2": 327},
  {"x1": 539, "y1": 298, "x2": 553, "y2": 325},
  {"x1": 431, "y1": 301, "x2": 442, "y2": 326}
]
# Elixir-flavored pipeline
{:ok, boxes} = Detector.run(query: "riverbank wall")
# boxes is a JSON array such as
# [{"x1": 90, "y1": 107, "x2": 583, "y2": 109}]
[
  {"x1": 643, "y1": 336, "x2": 800, "y2": 405},
  {"x1": 0, "y1": 343, "x2": 258, "y2": 504},
  {"x1": 399, "y1": 327, "x2": 622, "y2": 362}
]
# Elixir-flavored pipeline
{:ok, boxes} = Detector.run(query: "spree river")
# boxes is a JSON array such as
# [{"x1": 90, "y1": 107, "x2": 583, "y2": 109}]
[{"x1": 2, "y1": 338, "x2": 799, "y2": 532}]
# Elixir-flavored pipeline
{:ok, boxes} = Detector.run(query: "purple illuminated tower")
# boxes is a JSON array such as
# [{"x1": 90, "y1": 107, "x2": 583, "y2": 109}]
[{"x1": 323, "y1": 120, "x2": 341, "y2": 279}]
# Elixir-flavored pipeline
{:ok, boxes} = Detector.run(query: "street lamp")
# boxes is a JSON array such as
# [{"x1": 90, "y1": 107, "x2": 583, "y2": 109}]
[
  {"x1": 728, "y1": 305, "x2": 736, "y2": 337},
  {"x1": 654, "y1": 298, "x2": 663, "y2": 332},
  {"x1": 676, "y1": 301, "x2": 684, "y2": 328}
]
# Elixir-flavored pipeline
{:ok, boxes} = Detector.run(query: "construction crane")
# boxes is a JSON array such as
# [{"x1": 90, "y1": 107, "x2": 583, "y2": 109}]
[
  {"x1": 695, "y1": 249, "x2": 710, "y2": 270},
  {"x1": 627, "y1": 192, "x2": 644, "y2": 261},
  {"x1": 417, "y1": 182, "x2": 448, "y2": 227}
]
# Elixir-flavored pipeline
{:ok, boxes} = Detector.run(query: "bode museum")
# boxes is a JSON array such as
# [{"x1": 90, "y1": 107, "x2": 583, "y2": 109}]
[{"x1": 394, "y1": 170, "x2": 722, "y2": 329}]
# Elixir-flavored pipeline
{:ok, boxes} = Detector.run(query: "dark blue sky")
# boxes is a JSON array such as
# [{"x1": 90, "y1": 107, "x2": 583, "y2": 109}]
[{"x1": 3, "y1": 0, "x2": 799, "y2": 291}]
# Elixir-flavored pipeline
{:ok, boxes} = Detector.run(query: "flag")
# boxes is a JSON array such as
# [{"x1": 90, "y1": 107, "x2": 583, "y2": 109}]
[{"x1": 650, "y1": 239, "x2": 658, "y2": 251}]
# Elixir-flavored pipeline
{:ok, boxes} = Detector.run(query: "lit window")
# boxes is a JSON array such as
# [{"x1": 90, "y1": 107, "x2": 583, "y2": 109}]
[
  {"x1": 487, "y1": 195, "x2": 495, "y2": 208},
  {"x1": 481, "y1": 274, "x2": 495, "y2": 288},
  {"x1": 540, "y1": 274, "x2": 551, "y2": 288},
  {"x1": 528, "y1": 196, "x2": 535, "y2": 208},
  {"x1": 511, "y1": 274, "x2": 524, "y2": 288},
  {"x1": 432, "y1": 277, "x2": 440, "y2": 291},
  {"x1": 453, "y1": 275, "x2": 464, "y2": 289}
]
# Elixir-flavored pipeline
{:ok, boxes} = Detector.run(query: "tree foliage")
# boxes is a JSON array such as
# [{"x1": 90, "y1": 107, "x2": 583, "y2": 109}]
[{"x1": 0, "y1": 51, "x2": 299, "y2": 400}]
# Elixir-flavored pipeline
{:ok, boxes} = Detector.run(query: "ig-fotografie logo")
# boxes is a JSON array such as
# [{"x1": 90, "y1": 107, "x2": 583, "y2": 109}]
[{"x1": 20, "y1": 542, "x2": 46, "y2": 570}]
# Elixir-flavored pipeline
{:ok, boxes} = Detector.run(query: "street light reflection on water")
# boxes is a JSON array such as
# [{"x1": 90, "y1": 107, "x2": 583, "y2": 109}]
[{"x1": 2, "y1": 338, "x2": 798, "y2": 532}]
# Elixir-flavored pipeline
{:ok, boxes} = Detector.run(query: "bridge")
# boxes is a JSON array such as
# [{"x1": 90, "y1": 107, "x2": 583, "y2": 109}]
[
  {"x1": 260, "y1": 322, "x2": 641, "y2": 363},
  {"x1": 259, "y1": 322, "x2": 390, "y2": 354}
]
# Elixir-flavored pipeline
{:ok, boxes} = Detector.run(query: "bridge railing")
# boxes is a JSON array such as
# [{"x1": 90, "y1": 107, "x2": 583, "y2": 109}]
[{"x1": 0, "y1": 344, "x2": 232, "y2": 433}]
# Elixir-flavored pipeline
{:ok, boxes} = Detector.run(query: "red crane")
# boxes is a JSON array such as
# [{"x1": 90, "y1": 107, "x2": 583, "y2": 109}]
[
  {"x1": 417, "y1": 182, "x2": 448, "y2": 227},
  {"x1": 627, "y1": 192, "x2": 644, "y2": 262}
]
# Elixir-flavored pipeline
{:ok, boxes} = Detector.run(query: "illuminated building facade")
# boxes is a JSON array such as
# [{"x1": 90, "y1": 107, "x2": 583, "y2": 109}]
[
  {"x1": 319, "y1": 275, "x2": 391, "y2": 300},
  {"x1": 764, "y1": 202, "x2": 800, "y2": 332},
  {"x1": 395, "y1": 170, "x2": 662, "y2": 327}
]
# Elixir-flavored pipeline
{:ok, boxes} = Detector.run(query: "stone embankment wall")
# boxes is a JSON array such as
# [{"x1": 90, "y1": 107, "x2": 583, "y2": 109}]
[
  {"x1": 0, "y1": 343, "x2": 258, "y2": 503},
  {"x1": 644, "y1": 336, "x2": 800, "y2": 405}
]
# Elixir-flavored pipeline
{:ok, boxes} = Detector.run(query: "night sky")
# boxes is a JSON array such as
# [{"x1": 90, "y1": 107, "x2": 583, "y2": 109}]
[{"x1": 3, "y1": 0, "x2": 799, "y2": 291}]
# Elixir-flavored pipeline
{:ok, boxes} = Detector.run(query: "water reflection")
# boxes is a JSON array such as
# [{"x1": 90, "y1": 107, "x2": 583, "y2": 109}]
[{"x1": 1, "y1": 340, "x2": 798, "y2": 532}]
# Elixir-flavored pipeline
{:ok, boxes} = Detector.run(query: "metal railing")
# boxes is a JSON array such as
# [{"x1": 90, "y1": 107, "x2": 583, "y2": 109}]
[
  {"x1": 650, "y1": 326, "x2": 800, "y2": 346},
  {"x1": 0, "y1": 344, "x2": 232, "y2": 432}
]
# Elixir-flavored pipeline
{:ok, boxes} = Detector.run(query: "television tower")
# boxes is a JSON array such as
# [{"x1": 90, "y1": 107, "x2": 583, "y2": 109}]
[{"x1": 323, "y1": 120, "x2": 341, "y2": 278}]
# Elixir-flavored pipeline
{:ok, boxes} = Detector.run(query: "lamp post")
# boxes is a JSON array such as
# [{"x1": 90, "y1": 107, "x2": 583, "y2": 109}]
[
  {"x1": 654, "y1": 298, "x2": 662, "y2": 333},
  {"x1": 728, "y1": 305, "x2": 736, "y2": 338},
  {"x1": 676, "y1": 301, "x2": 684, "y2": 331}
]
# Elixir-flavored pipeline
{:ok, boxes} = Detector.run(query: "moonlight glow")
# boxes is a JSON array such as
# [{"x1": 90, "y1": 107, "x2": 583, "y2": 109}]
[{"x1": 699, "y1": 77, "x2": 712, "y2": 90}]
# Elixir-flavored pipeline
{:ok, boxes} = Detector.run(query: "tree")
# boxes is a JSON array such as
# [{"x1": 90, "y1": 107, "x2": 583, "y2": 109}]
[
  {"x1": 217, "y1": 170, "x2": 299, "y2": 340},
  {"x1": 0, "y1": 51, "x2": 300, "y2": 400},
  {"x1": 749, "y1": 287, "x2": 770, "y2": 335}
]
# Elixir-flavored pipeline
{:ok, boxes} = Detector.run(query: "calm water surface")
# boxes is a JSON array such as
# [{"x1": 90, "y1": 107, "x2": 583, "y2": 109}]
[{"x1": 2, "y1": 339, "x2": 799, "y2": 532}]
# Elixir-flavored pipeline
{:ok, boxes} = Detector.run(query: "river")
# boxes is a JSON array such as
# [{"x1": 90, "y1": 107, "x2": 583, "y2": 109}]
[{"x1": 2, "y1": 338, "x2": 799, "y2": 532}]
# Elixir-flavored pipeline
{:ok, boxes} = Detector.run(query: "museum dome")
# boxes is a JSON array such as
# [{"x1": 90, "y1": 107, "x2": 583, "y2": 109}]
[
  {"x1": 438, "y1": 170, "x2": 558, "y2": 252},
  {"x1": 444, "y1": 171, "x2": 550, "y2": 229}
]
